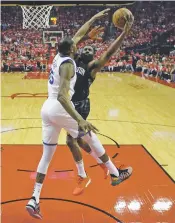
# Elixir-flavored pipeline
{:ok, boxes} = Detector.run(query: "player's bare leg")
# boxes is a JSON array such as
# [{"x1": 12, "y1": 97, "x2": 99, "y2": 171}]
[
  {"x1": 26, "y1": 143, "x2": 57, "y2": 218},
  {"x1": 67, "y1": 135, "x2": 91, "y2": 195}
]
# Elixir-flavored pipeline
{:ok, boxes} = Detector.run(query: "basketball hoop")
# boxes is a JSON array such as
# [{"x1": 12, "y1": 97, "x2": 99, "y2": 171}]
[{"x1": 21, "y1": 5, "x2": 53, "y2": 30}]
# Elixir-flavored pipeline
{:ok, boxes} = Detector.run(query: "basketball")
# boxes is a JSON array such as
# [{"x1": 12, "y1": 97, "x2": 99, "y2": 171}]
[{"x1": 112, "y1": 8, "x2": 133, "y2": 29}]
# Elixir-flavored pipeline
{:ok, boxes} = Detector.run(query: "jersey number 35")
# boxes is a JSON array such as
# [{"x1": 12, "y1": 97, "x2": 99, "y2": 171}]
[{"x1": 49, "y1": 68, "x2": 54, "y2": 85}]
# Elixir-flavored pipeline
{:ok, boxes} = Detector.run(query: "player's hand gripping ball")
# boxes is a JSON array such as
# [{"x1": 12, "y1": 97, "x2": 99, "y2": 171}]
[{"x1": 112, "y1": 8, "x2": 134, "y2": 29}]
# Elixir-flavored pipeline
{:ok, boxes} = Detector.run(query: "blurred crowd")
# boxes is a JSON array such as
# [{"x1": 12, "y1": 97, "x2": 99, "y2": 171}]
[
  {"x1": 136, "y1": 54, "x2": 175, "y2": 83},
  {"x1": 101, "y1": 53, "x2": 175, "y2": 83},
  {"x1": 1, "y1": 29, "x2": 49, "y2": 72},
  {"x1": 1, "y1": 2, "x2": 175, "y2": 81}
]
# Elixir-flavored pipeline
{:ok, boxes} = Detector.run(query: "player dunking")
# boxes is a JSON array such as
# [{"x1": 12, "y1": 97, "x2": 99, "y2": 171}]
[
  {"x1": 25, "y1": 9, "x2": 117, "y2": 219},
  {"x1": 67, "y1": 13, "x2": 134, "y2": 195}
]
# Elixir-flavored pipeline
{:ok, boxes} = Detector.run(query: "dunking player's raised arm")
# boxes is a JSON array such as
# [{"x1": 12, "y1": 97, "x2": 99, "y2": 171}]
[
  {"x1": 89, "y1": 14, "x2": 134, "y2": 78},
  {"x1": 72, "y1": 8, "x2": 110, "y2": 45}
]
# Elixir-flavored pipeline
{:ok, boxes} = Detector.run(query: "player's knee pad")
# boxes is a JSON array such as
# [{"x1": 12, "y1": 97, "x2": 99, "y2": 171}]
[
  {"x1": 37, "y1": 144, "x2": 56, "y2": 174},
  {"x1": 82, "y1": 132, "x2": 105, "y2": 157}
]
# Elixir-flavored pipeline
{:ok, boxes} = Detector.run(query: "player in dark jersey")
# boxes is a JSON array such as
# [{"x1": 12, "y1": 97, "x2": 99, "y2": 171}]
[{"x1": 67, "y1": 13, "x2": 134, "y2": 195}]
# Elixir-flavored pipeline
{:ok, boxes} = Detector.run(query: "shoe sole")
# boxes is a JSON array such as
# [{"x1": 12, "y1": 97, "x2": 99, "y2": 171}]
[
  {"x1": 26, "y1": 205, "x2": 42, "y2": 219},
  {"x1": 73, "y1": 178, "x2": 91, "y2": 196}
]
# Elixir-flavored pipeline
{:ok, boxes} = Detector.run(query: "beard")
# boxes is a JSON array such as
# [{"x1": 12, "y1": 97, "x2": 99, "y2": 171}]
[{"x1": 81, "y1": 53, "x2": 93, "y2": 64}]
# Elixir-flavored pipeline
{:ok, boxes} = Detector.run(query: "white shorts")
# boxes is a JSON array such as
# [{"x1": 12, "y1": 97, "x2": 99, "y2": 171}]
[{"x1": 41, "y1": 98, "x2": 79, "y2": 145}]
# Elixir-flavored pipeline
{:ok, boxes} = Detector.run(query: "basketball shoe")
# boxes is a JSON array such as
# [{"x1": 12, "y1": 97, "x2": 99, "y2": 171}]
[
  {"x1": 73, "y1": 175, "x2": 91, "y2": 195},
  {"x1": 26, "y1": 197, "x2": 42, "y2": 219},
  {"x1": 110, "y1": 165, "x2": 132, "y2": 186}
]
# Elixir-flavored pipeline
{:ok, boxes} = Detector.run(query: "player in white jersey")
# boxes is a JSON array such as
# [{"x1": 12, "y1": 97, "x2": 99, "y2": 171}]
[{"x1": 25, "y1": 10, "x2": 109, "y2": 219}]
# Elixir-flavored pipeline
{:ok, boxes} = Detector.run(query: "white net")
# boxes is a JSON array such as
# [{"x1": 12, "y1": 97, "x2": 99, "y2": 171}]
[{"x1": 21, "y1": 5, "x2": 53, "y2": 30}]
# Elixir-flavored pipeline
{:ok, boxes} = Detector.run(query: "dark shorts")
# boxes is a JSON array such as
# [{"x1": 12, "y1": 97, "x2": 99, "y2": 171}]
[{"x1": 72, "y1": 98, "x2": 90, "y2": 120}]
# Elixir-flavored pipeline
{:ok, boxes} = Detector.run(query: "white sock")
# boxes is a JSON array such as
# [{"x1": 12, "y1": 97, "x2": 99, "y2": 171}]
[
  {"x1": 89, "y1": 150, "x2": 103, "y2": 164},
  {"x1": 76, "y1": 160, "x2": 87, "y2": 178},
  {"x1": 104, "y1": 159, "x2": 119, "y2": 177},
  {"x1": 32, "y1": 182, "x2": 43, "y2": 203}
]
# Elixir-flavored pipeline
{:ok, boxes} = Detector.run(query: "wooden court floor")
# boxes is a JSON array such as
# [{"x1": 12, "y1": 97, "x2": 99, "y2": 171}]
[{"x1": 1, "y1": 72, "x2": 175, "y2": 223}]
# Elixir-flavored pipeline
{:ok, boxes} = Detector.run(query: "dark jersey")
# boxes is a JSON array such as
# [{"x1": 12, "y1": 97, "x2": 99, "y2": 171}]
[{"x1": 71, "y1": 57, "x2": 95, "y2": 102}]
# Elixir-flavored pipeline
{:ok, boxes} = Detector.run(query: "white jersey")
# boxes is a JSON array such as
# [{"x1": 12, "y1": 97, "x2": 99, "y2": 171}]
[{"x1": 48, "y1": 53, "x2": 77, "y2": 100}]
